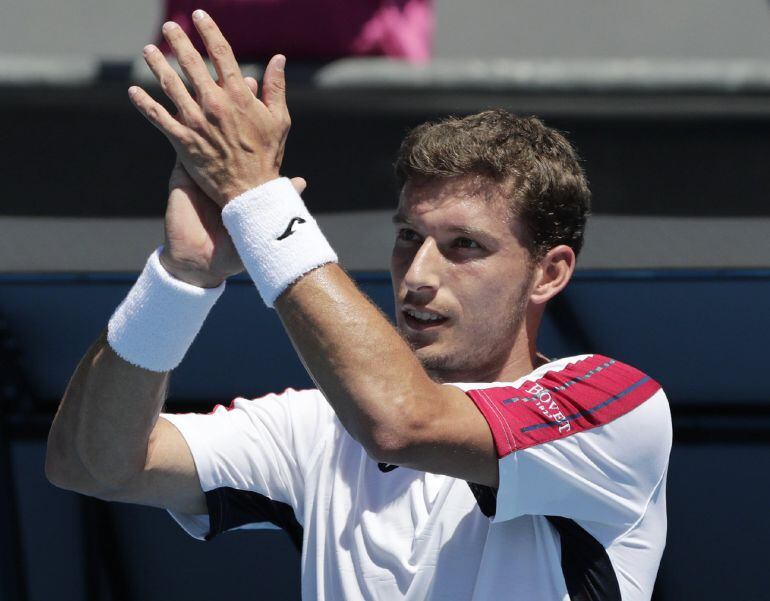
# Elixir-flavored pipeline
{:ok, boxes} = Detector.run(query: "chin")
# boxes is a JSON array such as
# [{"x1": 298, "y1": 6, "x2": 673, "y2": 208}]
[
  {"x1": 414, "y1": 347, "x2": 466, "y2": 380},
  {"x1": 398, "y1": 326, "x2": 471, "y2": 379}
]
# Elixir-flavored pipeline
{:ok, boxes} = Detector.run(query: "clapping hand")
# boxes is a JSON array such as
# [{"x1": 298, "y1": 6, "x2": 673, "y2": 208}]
[
  {"x1": 159, "y1": 158, "x2": 306, "y2": 288},
  {"x1": 130, "y1": 10, "x2": 304, "y2": 287},
  {"x1": 129, "y1": 10, "x2": 291, "y2": 207}
]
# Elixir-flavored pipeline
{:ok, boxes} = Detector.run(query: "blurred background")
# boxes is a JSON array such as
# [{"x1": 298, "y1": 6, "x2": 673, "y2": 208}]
[{"x1": 1, "y1": 0, "x2": 769, "y2": 599}]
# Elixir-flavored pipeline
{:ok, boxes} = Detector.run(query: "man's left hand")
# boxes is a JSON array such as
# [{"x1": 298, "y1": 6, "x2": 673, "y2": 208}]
[{"x1": 129, "y1": 10, "x2": 291, "y2": 207}]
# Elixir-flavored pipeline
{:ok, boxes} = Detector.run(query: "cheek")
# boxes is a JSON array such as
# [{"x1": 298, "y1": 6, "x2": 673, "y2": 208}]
[
  {"x1": 446, "y1": 262, "x2": 497, "y2": 304},
  {"x1": 449, "y1": 263, "x2": 529, "y2": 318}
]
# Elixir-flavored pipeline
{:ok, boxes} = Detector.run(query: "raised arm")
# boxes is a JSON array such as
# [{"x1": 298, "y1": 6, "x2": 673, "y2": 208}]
[
  {"x1": 45, "y1": 328, "x2": 206, "y2": 514},
  {"x1": 45, "y1": 159, "x2": 305, "y2": 513},
  {"x1": 44, "y1": 161, "x2": 234, "y2": 514}
]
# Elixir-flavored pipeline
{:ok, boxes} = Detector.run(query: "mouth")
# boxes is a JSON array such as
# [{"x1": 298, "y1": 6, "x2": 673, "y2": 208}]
[{"x1": 401, "y1": 307, "x2": 449, "y2": 331}]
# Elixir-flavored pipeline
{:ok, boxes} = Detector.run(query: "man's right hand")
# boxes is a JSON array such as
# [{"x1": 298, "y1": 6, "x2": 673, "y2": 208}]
[
  {"x1": 160, "y1": 159, "x2": 307, "y2": 288},
  {"x1": 158, "y1": 73, "x2": 306, "y2": 288}
]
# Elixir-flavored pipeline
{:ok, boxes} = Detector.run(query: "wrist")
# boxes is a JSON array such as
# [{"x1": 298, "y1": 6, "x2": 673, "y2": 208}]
[
  {"x1": 107, "y1": 247, "x2": 226, "y2": 372},
  {"x1": 158, "y1": 250, "x2": 226, "y2": 289},
  {"x1": 221, "y1": 177, "x2": 338, "y2": 307},
  {"x1": 220, "y1": 172, "x2": 281, "y2": 208}
]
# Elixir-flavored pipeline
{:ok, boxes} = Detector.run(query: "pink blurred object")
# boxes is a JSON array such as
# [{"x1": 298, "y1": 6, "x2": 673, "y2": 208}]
[{"x1": 160, "y1": 0, "x2": 434, "y2": 62}]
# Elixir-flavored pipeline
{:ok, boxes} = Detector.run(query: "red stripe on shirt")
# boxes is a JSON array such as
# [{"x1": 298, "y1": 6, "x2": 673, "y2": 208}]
[{"x1": 465, "y1": 355, "x2": 661, "y2": 458}]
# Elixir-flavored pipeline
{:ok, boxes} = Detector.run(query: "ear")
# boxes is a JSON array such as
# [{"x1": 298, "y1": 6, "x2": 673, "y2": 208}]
[{"x1": 530, "y1": 245, "x2": 576, "y2": 305}]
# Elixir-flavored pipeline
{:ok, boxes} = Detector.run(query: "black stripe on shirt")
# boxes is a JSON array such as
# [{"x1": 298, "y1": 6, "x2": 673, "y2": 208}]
[
  {"x1": 204, "y1": 487, "x2": 303, "y2": 552},
  {"x1": 467, "y1": 483, "x2": 622, "y2": 601},
  {"x1": 546, "y1": 515, "x2": 622, "y2": 601}
]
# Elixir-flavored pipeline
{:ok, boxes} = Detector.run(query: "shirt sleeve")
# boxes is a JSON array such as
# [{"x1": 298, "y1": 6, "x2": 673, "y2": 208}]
[
  {"x1": 460, "y1": 355, "x2": 672, "y2": 528},
  {"x1": 159, "y1": 387, "x2": 335, "y2": 541}
]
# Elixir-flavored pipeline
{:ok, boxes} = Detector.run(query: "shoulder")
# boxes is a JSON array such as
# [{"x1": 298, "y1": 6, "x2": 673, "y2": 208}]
[
  {"x1": 163, "y1": 387, "x2": 336, "y2": 446},
  {"x1": 454, "y1": 354, "x2": 669, "y2": 458},
  {"x1": 454, "y1": 356, "x2": 671, "y2": 525},
  {"x1": 205, "y1": 387, "x2": 329, "y2": 416}
]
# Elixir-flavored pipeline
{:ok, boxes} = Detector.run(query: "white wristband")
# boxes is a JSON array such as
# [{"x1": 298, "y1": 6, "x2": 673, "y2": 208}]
[
  {"x1": 221, "y1": 177, "x2": 338, "y2": 307},
  {"x1": 107, "y1": 247, "x2": 225, "y2": 372}
]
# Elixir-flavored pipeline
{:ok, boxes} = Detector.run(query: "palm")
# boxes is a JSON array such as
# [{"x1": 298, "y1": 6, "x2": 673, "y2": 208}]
[
  {"x1": 162, "y1": 160, "x2": 307, "y2": 287},
  {"x1": 164, "y1": 161, "x2": 244, "y2": 281}
]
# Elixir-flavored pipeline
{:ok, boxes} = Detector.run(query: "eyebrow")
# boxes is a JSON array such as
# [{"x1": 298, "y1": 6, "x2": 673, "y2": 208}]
[
  {"x1": 446, "y1": 225, "x2": 492, "y2": 238},
  {"x1": 391, "y1": 213, "x2": 493, "y2": 240}
]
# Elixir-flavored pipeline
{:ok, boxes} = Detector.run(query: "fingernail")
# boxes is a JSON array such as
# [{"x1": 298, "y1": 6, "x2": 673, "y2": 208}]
[
  {"x1": 162, "y1": 21, "x2": 178, "y2": 33},
  {"x1": 128, "y1": 86, "x2": 139, "y2": 97},
  {"x1": 274, "y1": 55, "x2": 286, "y2": 71},
  {"x1": 193, "y1": 9, "x2": 207, "y2": 21},
  {"x1": 143, "y1": 44, "x2": 157, "y2": 56}
]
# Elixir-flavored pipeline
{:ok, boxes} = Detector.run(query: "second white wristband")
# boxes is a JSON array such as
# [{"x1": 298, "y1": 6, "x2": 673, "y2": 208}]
[
  {"x1": 107, "y1": 247, "x2": 225, "y2": 372},
  {"x1": 221, "y1": 178, "x2": 338, "y2": 307}
]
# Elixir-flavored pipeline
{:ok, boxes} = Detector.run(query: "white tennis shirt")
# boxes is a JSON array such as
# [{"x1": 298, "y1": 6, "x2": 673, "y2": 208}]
[{"x1": 161, "y1": 354, "x2": 671, "y2": 600}]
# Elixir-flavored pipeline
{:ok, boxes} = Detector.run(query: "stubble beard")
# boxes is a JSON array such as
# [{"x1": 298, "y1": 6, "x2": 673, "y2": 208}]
[{"x1": 407, "y1": 280, "x2": 532, "y2": 384}]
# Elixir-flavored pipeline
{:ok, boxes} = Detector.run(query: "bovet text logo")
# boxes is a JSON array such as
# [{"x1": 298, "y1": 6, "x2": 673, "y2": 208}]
[{"x1": 523, "y1": 383, "x2": 571, "y2": 433}]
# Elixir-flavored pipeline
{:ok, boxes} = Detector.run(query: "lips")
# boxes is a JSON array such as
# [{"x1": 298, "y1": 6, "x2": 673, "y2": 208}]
[{"x1": 401, "y1": 306, "x2": 448, "y2": 331}]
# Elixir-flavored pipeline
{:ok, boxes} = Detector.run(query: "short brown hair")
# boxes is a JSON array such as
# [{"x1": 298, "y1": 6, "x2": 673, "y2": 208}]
[{"x1": 394, "y1": 110, "x2": 591, "y2": 259}]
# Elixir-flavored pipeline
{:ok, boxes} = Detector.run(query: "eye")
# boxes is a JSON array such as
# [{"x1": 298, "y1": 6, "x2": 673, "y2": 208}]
[
  {"x1": 453, "y1": 237, "x2": 482, "y2": 250},
  {"x1": 396, "y1": 228, "x2": 421, "y2": 242}
]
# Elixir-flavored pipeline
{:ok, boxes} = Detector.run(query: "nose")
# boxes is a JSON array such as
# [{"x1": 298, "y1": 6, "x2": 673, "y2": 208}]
[{"x1": 403, "y1": 238, "x2": 441, "y2": 293}]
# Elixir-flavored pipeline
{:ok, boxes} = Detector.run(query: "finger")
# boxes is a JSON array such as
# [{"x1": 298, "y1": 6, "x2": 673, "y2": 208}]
[
  {"x1": 244, "y1": 76, "x2": 258, "y2": 97},
  {"x1": 142, "y1": 44, "x2": 199, "y2": 120},
  {"x1": 290, "y1": 177, "x2": 307, "y2": 195},
  {"x1": 128, "y1": 85, "x2": 188, "y2": 142},
  {"x1": 190, "y1": 9, "x2": 246, "y2": 91},
  {"x1": 161, "y1": 21, "x2": 214, "y2": 97},
  {"x1": 262, "y1": 54, "x2": 288, "y2": 116}
]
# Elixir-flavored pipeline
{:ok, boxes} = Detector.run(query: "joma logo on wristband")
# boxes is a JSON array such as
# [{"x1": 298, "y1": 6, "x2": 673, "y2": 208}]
[{"x1": 277, "y1": 217, "x2": 307, "y2": 240}]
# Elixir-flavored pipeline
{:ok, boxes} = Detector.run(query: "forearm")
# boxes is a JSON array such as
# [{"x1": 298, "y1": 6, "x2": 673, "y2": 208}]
[
  {"x1": 215, "y1": 178, "x2": 445, "y2": 460},
  {"x1": 46, "y1": 329, "x2": 170, "y2": 493},
  {"x1": 276, "y1": 264, "x2": 440, "y2": 458}
]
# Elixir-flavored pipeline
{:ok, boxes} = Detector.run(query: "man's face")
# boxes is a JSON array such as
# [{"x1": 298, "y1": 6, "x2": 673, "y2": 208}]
[{"x1": 390, "y1": 176, "x2": 536, "y2": 382}]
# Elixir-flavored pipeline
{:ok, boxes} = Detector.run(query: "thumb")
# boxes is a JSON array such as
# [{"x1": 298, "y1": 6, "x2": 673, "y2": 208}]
[
  {"x1": 244, "y1": 76, "x2": 258, "y2": 97},
  {"x1": 168, "y1": 157, "x2": 193, "y2": 192},
  {"x1": 262, "y1": 54, "x2": 287, "y2": 115},
  {"x1": 290, "y1": 177, "x2": 307, "y2": 195}
]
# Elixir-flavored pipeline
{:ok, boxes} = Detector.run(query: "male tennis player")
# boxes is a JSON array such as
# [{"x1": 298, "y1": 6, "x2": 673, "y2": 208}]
[{"x1": 46, "y1": 10, "x2": 671, "y2": 600}]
